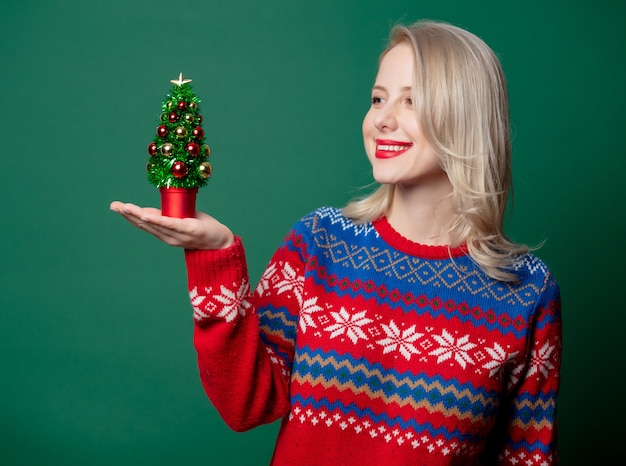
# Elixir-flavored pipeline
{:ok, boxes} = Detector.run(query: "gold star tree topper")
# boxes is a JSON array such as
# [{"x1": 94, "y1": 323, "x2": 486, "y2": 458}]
[{"x1": 170, "y1": 73, "x2": 192, "y2": 86}]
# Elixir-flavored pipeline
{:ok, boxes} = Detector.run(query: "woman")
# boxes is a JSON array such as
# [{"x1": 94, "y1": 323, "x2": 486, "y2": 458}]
[{"x1": 111, "y1": 20, "x2": 561, "y2": 466}]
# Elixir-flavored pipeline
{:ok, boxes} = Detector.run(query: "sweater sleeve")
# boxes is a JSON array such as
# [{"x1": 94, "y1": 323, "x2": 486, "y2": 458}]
[
  {"x1": 493, "y1": 271, "x2": 562, "y2": 465},
  {"x1": 184, "y1": 232, "x2": 305, "y2": 432}
]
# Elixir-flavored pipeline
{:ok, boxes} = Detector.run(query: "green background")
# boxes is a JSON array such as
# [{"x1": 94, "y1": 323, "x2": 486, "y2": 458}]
[{"x1": 1, "y1": 0, "x2": 623, "y2": 464}]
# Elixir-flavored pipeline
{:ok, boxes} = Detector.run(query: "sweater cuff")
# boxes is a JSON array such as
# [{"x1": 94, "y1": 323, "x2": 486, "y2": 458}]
[{"x1": 184, "y1": 236, "x2": 248, "y2": 288}]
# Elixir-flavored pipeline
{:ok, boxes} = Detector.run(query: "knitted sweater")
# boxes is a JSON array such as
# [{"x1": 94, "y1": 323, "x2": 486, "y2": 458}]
[{"x1": 184, "y1": 207, "x2": 561, "y2": 466}]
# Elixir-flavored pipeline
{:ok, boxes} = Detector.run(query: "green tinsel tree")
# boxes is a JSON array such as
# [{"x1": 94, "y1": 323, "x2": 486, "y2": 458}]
[{"x1": 146, "y1": 73, "x2": 212, "y2": 189}]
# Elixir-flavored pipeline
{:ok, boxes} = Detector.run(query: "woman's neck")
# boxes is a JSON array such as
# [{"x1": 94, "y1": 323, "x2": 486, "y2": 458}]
[{"x1": 386, "y1": 182, "x2": 456, "y2": 246}]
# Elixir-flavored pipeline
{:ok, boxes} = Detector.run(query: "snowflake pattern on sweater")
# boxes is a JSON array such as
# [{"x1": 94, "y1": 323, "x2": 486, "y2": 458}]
[{"x1": 185, "y1": 207, "x2": 561, "y2": 466}]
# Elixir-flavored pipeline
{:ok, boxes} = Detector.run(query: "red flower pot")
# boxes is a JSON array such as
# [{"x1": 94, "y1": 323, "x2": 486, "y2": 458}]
[{"x1": 159, "y1": 187, "x2": 198, "y2": 218}]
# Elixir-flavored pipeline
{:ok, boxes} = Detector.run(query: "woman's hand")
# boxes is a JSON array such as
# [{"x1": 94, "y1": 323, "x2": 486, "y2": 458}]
[{"x1": 110, "y1": 201, "x2": 235, "y2": 250}]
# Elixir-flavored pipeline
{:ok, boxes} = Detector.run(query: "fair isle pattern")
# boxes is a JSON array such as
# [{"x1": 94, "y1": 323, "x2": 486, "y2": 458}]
[
  {"x1": 199, "y1": 283, "x2": 558, "y2": 403},
  {"x1": 291, "y1": 347, "x2": 501, "y2": 422},
  {"x1": 286, "y1": 305, "x2": 560, "y2": 383},
  {"x1": 512, "y1": 254, "x2": 548, "y2": 276},
  {"x1": 500, "y1": 449, "x2": 556, "y2": 466},
  {"x1": 313, "y1": 205, "x2": 380, "y2": 238},
  {"x1": 288, "y1": 399, "x2": 556, "y2": 465},
  {"x1": 304, "y1": 264, "x2": 553, "y2": 338},
  {"x1": 187, "y1": 207, "x2": 561, "y2": 465},
  {"x1": 190, "y1": 280, "x2": 251, "y2": 322},
  {"x1": 305, "y1": 210, "x2": 551, "y2": 308},
  {"x1": 288, "y1": 401, "x2": 481, "y2": 458}
]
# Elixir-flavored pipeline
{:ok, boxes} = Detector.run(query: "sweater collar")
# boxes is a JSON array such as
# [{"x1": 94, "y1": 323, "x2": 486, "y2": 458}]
[{"x1": 372, "y1": 216, "x2": 468, "y2": 259}]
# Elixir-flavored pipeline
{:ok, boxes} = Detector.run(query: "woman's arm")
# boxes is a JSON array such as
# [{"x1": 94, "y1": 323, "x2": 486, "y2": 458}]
[
  {"x1": 186, "y1": 238, "x2": 300, "y2": 430},
  {"x1": 492, "y1": 272, "x2": 562, "y2": 465},
  {"x1": 110, "y1": 201, "x2": 301, "y2": 430}
]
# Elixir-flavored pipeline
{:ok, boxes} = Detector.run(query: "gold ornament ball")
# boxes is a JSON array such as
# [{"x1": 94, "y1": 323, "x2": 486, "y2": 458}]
[
  {"x1": 175, "y1": 126, "x2": 187, "y2": 139},
  {"x1": 161, "y1": 142, "x2": 174, "y2": 156},
  {"x1": 184, "y1": 113, "x2": 195, "y2": 123},
  {"x1": 199, "y1": 161, "x2": 212, "y2": 179},
  {"x1": 189, "y1": 102, "x2": 198, "y2": 111},
  {"x1": 202, "y1": 144, "x2": 211, "y2": 158}
]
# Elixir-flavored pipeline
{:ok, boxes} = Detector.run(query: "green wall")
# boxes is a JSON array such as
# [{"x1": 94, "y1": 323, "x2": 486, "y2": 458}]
[{"x1": 1, "y1": 0, "x2": 624, "y2": 464}]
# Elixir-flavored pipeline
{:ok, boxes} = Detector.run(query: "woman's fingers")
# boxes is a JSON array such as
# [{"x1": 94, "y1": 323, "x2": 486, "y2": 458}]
[{"x1": 136, "y1": 221, "x2": 187, "y2": 246}]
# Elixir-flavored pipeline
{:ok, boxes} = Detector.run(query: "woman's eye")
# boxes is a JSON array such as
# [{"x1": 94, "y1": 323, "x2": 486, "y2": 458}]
[
  {"x1": 371, "y1": 96, "x2": 383, "y2": 105},
  {"x1": 405, "y1": 97, "x2": 413, "y2": 106}
]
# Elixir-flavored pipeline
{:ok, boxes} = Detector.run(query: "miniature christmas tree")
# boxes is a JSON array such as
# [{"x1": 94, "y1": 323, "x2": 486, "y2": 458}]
[{"x1": 146, "y1": 73, "x2": 212, "y2": 218}]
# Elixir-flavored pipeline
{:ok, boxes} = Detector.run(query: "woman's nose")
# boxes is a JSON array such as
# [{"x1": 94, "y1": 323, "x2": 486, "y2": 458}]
[{"x1": 373, "y1": 104, "x2": 397, "y2": 131}]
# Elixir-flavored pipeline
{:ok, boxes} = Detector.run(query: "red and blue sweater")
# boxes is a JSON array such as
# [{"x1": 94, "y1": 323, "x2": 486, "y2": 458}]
[{"x1": 184, "y1": 207, "x2": 561, "y2": 465}]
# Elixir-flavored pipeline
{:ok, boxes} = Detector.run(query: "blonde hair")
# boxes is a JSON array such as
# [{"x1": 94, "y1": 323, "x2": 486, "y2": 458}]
[{"x1": 343, "y1": 20, "x2": 528, "y2": 282}]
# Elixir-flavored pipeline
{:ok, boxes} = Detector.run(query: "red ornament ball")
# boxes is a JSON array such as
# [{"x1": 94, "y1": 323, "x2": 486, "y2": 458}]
[
  {"x1": 186, "y1": 142, "x2": 200, "y2": 156},
  {"x1": 192, "y1": 127, "x2": 204, "y2": 139},
  {"x1": 171, "y1": 161, "x2": 188, "y2": 178},
  {"x1": 177, "y1": 101, "x2": 188, "y2": 111},
  {"x1": 168, "y1": 112, "x2": 179, "y2": 123},
  {"x1": 197, "y1": 115, "x2": 203, "y2": 124},
  {"x1": 148, "y1": 142, "x2": 158, "y2": 156},
  {"x1": 157, "y1": 125, "x2": 168, "y2": 138}
]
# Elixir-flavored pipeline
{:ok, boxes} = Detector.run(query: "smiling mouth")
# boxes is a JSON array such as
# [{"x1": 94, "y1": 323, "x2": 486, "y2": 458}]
[{"x1": 375, "y1": 140, "x2": 413, "y2": 159}]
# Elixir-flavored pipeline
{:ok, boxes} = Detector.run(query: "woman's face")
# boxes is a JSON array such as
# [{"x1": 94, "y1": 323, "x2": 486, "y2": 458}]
[{"x1": 362, "y1": 43, "x2": 448, "y2": 191}]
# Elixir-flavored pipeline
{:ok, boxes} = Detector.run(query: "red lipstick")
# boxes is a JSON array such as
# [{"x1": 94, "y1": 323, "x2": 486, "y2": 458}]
[{"x1": 375, "y1": 139, "x2": 413, "y2": 159}]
